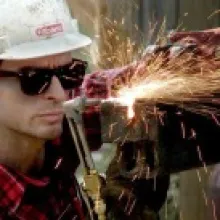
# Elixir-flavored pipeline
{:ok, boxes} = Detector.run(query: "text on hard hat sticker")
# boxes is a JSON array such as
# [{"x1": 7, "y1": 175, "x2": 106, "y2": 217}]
[{"x1": 35, "y1": 23, "x2": 64, "y2": 37}]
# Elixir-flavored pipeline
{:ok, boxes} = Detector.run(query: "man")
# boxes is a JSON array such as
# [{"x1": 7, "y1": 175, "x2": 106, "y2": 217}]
[
  {"x1": 0, "y1": 0, "x2": 93, "y2": 218},
  {"x1": 0, "y1": 0, "x2": 169, "y2": 219}
]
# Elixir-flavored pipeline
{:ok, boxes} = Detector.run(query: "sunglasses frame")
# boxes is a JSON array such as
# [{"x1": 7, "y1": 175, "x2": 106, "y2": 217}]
[{"x1": 0, "y1": 58, "x2": 88, "y2": 95}]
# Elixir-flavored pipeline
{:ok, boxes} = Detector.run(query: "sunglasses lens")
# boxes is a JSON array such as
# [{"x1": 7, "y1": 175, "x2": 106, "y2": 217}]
[
  {"x1": 19, "y1": 69, "x2": 51, "y2": 95},
  {"x1": 17, "y1": 59, "x2": 87, "y2": 95},
  {"x1": 59, "y1": 60, "x2": 87, "y2": 90}
]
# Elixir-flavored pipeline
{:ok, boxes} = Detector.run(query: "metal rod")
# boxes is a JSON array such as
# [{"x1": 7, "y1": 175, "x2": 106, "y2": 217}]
[
  {"x1": 67, "y1": 118, "x2": 90, "y2": 174},
  {"x1": 76, "y1": 123, "x2": 96, "y2": 170}
]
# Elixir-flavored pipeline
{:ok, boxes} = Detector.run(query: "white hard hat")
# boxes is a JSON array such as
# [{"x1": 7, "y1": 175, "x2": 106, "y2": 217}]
[{"x1": 0, "y1": 0, "x2": 92, "y2": 60}]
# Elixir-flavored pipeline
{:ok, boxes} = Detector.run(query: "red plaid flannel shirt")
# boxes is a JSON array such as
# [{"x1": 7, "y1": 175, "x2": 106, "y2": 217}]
[{"x1": 0, "y1": 144, "x2": 85, "y2": 220}]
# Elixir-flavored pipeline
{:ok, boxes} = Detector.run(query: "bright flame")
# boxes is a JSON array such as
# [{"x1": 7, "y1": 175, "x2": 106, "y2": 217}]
[
  {"x1": 116, "y1": 81, "x2": 172, "y2": 119},
  {"x1": 117, "y1": 95, "x2": 135, "y2": 119},
  {"x1": 114, "y1": 79, "x2": 183, "y2": 119},
  {"x1": 128, "y1": 104, "x2": 135, "y2": 118},
  {"x1": 117, "y1": 77, "x2": 185, "y2": 102},
  {"x1": 106, "y1": 96, "x2": 135, "y2": 119}
]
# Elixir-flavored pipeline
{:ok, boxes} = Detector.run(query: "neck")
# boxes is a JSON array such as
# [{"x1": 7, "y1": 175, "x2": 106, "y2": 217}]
[{"x1": 0, "y1": 126, "x2": 45, "y2": 174}]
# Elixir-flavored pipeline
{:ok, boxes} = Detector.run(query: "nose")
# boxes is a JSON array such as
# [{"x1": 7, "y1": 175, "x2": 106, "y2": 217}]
[{"x1": 42, "y1": 76, "x2": 67, "y2": 102}]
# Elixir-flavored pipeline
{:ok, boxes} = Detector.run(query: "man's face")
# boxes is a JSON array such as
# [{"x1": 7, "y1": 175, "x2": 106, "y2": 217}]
[{"x1": 0, "y1": 53, "x2": 72, "y2": 140}]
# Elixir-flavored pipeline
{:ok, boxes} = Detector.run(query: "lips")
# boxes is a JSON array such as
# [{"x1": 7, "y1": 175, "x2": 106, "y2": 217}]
[{"x1": 37, "y1": 110, "x2": 64, "y2": 123}]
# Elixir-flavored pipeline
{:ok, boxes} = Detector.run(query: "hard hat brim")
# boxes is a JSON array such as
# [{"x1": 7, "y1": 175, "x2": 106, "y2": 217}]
[{"x1": 0, "y1": 33, "x2": 92, "y2": 60}]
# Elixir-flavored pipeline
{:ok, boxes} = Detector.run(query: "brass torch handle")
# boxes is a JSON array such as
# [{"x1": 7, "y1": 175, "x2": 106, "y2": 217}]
[
  {"x1": 64, "y1": 97, "x2": 106, "y2": 220},
  {"x1": 94, "y1": 199, "x2": 106, "y2": 220},
  {"x1": 84, "y1": 170, "x2": 106, "y2": 220}
]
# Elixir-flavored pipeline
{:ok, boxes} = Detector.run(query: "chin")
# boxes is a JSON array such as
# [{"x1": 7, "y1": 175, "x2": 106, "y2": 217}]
[{"x1": 36, "y1": 125, "x2": 63, "y2": 140}]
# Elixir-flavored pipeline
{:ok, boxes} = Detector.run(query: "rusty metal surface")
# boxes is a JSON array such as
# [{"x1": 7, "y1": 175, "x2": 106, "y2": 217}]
[
  {"x1": 100, "y1": 100, "x2": 158, "y2": 143},
  {"x1": 100, "y1": 99, "x2": 220, "y2": 176}
]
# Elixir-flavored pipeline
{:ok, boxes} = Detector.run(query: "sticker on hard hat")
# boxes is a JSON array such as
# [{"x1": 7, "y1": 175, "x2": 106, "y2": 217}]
[{"x1": 35, "y1": 23, "x2": 64, "y2": 37}]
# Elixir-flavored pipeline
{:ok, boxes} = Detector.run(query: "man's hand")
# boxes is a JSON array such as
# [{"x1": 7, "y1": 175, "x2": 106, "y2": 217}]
[
  {"x1": 169, "y1": 28, "x2": 220, "y2": 70},
  {"x1": 81, "y1": 66, "x2": 134, "y2": 99}
]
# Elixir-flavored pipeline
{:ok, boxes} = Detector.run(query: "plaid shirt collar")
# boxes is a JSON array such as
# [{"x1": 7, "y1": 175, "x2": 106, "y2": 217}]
[
  {"x1": 0, "y1": 141, "x2": 65, "y2": 215},
  {"x1": 0, "y1": 163, "x2": 50, "y2": 214},
  {"x1": 0, "y1": 121, "x2": 86, "y2": 219},
  {"x1": 0, "y1": 140, "x2": 85, "y2": 220}
]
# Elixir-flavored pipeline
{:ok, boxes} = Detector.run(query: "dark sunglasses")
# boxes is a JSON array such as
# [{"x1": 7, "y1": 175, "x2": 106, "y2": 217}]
[{"x1": 0, "y1": 59, "x2": 88, "y2": 95}]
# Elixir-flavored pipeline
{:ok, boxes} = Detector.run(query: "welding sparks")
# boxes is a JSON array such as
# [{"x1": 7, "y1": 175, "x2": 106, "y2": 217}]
[
  {"x1": 113, "y1": 77, "x2": 186, "y2": 118},
  {"x1": 202, "y1": 189, "x2": 208, "y2": 207},
  {"x1": 128, "y1": 104, "x2": 135, "y2": 118},
  {"x1": 87, "y1": 8, "x2": 220, "y2": 220},
  {"x1": 106, "y1": 96, "x2": 135, "y2": 119},
  {"x1": 88, "y1": 2, "x2": 220, "y2": 118},
  {"x1": 212, "y1": 199, "x2": 218, "y2": 220},
  {"x1": 113, "y1": 53, "x2": 220, "y2": 118},
  {"x1": 197, "y1": 145, "x2": 208, "y2": 174},
  {"x1": 96, "y1": 21, "x2": 220, "y2": 117},
  {"x1": 196, "y1": 169, "x2": 202, "y2": 183},
  {"x1": 181, "y1": 122, "x2": 186, "y2": 139}
]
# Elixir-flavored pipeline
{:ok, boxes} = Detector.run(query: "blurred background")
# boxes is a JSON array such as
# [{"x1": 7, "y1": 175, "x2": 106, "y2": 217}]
[
  {"x1": 66, "y1": 1, "x2": 220, "y2": 219},
  {"x1": 67, "y1": 0, "x2": 220, "y2": 67}
]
